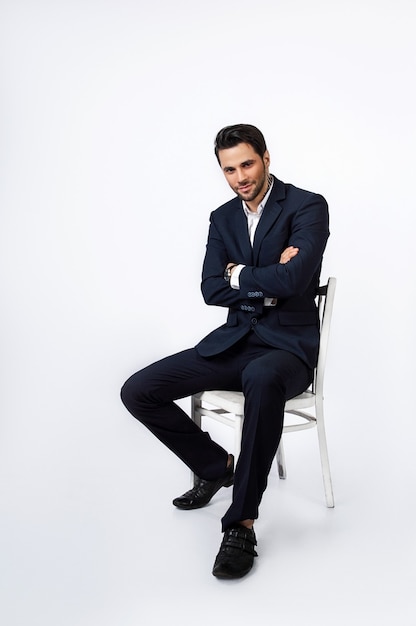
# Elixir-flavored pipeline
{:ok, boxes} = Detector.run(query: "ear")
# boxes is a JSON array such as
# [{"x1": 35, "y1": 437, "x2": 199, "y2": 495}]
[{"x1": 263, "y1": 150, "x2": 270, "y2": 168}]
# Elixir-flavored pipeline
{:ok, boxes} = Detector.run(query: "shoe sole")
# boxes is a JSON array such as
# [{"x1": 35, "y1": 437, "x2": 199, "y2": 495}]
[{"x1": 212, "y1": 565, "x2": 253, "y2": 579}]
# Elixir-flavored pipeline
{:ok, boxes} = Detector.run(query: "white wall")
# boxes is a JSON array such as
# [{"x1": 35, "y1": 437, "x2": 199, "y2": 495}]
[{"x1": 1, "y1": 0, "x2": 415, "y2": 623}]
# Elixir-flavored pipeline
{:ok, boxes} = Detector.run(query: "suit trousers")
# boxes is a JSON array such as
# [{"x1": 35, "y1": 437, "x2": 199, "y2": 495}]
[{"x1": 120, "y1": 331, "x2": 313, "y2": 531}]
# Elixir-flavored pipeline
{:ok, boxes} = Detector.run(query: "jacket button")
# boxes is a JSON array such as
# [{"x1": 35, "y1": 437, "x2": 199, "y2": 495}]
[{"x1": 251, "y1": 317, "x2": 258, "y2": 325}]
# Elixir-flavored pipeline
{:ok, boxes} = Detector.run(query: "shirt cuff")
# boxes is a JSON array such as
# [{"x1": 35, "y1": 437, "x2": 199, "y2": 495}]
[{"x1": 230, "y1": 264, "x2": 245, "y2": 289}]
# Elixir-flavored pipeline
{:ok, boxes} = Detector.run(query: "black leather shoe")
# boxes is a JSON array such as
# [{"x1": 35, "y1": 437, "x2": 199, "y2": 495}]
[
  {"x1": 212, "y1": 525, "x2": 258, "y2": 579},
  {"x1": 172, "y1": 456, "x2": 234, "y2": 510}
]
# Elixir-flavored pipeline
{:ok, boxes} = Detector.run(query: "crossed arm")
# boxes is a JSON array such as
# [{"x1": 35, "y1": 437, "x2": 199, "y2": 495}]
[
  {"x1": 201, "y1": 193, "x2": 329, "y2": 307},
  {"x1": 226, "y1": 245, "x2": 299, "y2": 276}
]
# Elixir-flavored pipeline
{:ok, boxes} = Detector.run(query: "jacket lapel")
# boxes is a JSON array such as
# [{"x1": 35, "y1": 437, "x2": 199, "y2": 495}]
[
  {"x1": 230, "y1": 200, "x2": 253, "y2": 264},
  {"x1": 252, "y1": 177, "x2": 286, "y2": 264}
]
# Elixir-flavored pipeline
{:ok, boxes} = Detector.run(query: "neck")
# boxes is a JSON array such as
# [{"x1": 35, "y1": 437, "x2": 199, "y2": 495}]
[{"x1": 246, "y1": 174, "x2": 273, "y2": 213}]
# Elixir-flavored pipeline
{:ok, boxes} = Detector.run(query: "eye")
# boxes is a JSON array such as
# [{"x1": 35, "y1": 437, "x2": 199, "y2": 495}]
[{"x1": 242, "y1": 160, "x2": 254, "y2": 168}]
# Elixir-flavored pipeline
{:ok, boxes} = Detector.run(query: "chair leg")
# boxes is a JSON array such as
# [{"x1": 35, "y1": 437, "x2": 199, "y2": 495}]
[
  {"x1": 190, "y1": 394, "x2": 203, "y2": 486},
  {"x1": 235, "y1": 414, "x2": 243, "y2": 458},
  {"x1": 276, "y1": 441, "x2": 287, "y2": 479},
  {"x1": 191, "y1": 394, "x2": 202, "y2": 429},
  {"x1": 315, "y1": 398, "x2": 334, "y2": 507}
]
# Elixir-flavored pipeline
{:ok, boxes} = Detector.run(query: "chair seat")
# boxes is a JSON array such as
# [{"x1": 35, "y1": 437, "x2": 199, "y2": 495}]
[
  {"x1": 198, "y1": 388, "x2": 316, "y2": 415},
  {"x1": 285, "y1": 390, "x2": 316, "y2": 410},
  {"x1": 197, "y1": 390, "x2": 244, "y2": 415}
]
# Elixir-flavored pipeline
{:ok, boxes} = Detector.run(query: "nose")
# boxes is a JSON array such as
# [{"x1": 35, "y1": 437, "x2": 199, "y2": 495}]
[{"x1": 236, "y1": 168, "x2": 247, "y2": 183}]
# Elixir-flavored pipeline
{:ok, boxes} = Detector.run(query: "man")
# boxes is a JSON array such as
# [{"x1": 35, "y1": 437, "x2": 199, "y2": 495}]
[{"x1": 121, "y1": 124, "x2": 329, "y2": 579}]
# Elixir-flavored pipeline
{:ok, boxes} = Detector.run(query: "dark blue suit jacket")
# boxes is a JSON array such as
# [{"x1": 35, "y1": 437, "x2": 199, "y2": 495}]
[{"x1": 195, "y1": 176, "x2": 330, "y2": 369}]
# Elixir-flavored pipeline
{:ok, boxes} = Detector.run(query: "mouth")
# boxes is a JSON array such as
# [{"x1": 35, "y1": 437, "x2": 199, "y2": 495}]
[{"x1": 237, "y1": 183, "x2": 253, "y2": 194}]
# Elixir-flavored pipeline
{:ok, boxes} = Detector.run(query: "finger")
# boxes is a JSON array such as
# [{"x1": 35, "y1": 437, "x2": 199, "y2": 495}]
[
  {"x1": 287, "y1": 247, "x2": 299, "y2": 258},
  {"x1": 279, "y1": 246, "x2": 299, "y2": 264}
]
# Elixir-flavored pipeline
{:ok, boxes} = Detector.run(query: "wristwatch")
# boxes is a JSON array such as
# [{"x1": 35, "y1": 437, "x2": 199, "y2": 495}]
[{"x1": 224, "y1": 264, "x2": 238, "y2": 282}]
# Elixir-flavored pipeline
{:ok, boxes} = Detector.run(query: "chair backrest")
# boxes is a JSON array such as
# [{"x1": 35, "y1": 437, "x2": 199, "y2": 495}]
[{"x1": 314, "y1": 277, "x2": 336, "y2": 397}]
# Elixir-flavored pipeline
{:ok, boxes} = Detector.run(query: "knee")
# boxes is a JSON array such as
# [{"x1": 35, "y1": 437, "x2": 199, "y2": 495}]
[
  {"x1": 120, "y1": 371, "x2": 145, "y2": 412},
  {"x1": 120, "y1": 376, "x2": 134, "y2": 411},
  {"x1": 120, "y1": 367, "x2": 160, "y2": 418}
]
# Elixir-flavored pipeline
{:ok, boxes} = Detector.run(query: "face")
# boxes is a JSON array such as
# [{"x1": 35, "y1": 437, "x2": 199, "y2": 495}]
[{"x1": 218, "y1": 142, "x2": 270, "y2": 208}]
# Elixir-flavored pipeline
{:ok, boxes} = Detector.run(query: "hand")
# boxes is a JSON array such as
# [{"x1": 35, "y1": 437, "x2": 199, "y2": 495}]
[
  {"x1": 279, "y1": 246, "x2": 299, "y2": 264},
  {"x1": 226, "y1": 262, "x2": 238, "y2": 276}
]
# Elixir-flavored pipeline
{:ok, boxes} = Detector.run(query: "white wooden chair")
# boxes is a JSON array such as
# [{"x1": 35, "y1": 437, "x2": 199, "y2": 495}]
[{"x1": 191, "y1": 277, "x2": 336, "y2": 508}]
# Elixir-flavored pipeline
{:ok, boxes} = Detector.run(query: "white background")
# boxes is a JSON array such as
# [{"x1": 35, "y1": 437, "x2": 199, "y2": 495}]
[{"x1": 1, "y1": 1, "x2": 415, "y2": 624}]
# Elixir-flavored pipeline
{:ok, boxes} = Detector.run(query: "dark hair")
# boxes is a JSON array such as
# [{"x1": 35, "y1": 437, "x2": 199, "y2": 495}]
[{"x1": 214, "y1": 124, "x2": 267, "y2": 162}]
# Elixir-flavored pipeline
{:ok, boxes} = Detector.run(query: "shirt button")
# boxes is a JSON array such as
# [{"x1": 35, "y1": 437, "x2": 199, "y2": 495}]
[{"x1": 251, "y1": 317, "x2": 258, "y2": 325}]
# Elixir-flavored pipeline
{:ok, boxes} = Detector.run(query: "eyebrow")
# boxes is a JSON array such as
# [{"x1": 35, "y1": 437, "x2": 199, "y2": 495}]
[{"x1": 223, "y1": 159, "x2": 255, "y2": 171}]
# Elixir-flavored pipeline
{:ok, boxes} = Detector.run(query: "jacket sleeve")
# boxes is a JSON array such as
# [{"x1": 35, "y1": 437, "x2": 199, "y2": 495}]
[
  {"x1": 239, "y1": 193, "x2": 329, "y2": 299},
  {"x1": 200, "y1": 214, "x2": 246, "y2": 309}
]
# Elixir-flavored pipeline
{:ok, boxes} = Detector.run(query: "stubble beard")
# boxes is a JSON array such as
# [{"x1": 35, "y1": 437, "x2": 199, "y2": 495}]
[{"x1": 235, "y1": 167, "x2": 267, "y2": 203}]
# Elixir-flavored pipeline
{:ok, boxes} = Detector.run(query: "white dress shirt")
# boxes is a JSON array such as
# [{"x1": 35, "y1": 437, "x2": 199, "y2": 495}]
[{"x1": 230, "y1": 180, "x2": 277, "y2": 306}]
